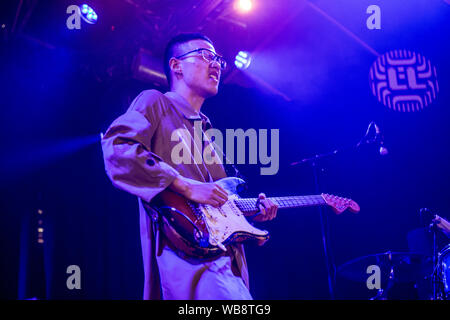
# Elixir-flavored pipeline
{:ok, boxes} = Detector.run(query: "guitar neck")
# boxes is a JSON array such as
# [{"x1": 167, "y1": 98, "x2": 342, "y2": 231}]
[{"x1": 234, "y1": 195, "x2": 326, "y2": 215}]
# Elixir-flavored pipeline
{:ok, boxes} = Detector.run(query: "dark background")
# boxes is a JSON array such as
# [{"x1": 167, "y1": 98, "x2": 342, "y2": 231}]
[{"x1": 1, "y1": 0, "x2": 449, "y2": 299}]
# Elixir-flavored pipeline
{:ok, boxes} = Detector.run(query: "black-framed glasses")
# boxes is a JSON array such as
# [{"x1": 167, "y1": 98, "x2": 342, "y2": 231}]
[{"x1": 175, "y1": 48, "x2": 227, "y2": 70}]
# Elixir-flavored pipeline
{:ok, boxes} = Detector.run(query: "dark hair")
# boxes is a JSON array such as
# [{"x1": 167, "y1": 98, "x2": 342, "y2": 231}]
[{"x1": 163, "y1": 33, "x2": 213, "y2": 88}]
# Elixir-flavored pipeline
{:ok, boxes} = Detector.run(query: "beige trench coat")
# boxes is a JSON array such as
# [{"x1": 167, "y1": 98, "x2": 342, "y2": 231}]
[{"x1": 101, "y1": 90, "x2": 249, "y2": 299}]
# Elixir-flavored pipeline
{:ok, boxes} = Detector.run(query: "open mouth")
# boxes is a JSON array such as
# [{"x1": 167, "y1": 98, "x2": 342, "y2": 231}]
[{"x1": 209, "y1": 71, "x2": 219, "y2": 82}]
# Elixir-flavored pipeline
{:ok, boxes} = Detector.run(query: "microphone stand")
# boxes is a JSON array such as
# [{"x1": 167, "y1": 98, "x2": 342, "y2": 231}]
[
  {"x1": 290, "y1": 122, "x2": 383, "y2": 300},
  {"x1": 312, "y1": 159, "x2": 335, "y2": 300},
  {"x1": 429, "y1": 219, "x2": 438, "y2": 300},
  {"x1": 290, "y1": 122, "x2": 383, "y2": 167}
]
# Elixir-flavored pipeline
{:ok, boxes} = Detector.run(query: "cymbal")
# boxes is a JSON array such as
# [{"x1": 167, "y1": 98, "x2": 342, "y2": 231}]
[{"x1": 337, "y1": 251, "x2": 432, "y2": 284}]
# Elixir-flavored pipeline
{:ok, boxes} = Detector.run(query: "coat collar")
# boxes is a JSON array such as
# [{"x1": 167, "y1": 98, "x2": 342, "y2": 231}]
[{"x1": 164, "y1": 91, "x2": 209, "y2": 122}]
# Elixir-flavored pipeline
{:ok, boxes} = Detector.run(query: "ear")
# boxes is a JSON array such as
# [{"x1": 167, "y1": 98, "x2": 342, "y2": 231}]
[{"x1": 169, "y1": 57, "x2": 182, "y2": 76}]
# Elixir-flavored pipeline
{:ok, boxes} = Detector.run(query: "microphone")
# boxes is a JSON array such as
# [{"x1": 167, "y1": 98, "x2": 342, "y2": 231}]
[{"x1": 373, "y1": 123, "x2": 389, "y2": 156}]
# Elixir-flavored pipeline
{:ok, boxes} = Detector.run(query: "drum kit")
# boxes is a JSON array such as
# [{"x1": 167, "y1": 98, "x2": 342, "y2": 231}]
[
  {"x1": 338, "y1": 248, "x2": 449, "y2": 300},
  {"x1": 337, "y1": 209, "x2": 450, "y2": 300}
]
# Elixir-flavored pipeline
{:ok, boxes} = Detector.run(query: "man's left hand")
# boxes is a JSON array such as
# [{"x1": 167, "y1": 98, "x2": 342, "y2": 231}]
[{"x1": 253, "y1": 193, "x2": 278, "y2": 222}]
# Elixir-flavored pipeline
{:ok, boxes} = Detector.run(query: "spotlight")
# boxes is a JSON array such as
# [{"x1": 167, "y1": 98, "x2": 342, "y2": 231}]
[
  {"x1": 80, "y1": 4, "x2": 98, "y2": 24},
  {"x1": 234, "y1": 51, "x2": 252, "y2": 70},
  {"x1": 234, "y1": 0, "x2": 253, "y2": 14}
]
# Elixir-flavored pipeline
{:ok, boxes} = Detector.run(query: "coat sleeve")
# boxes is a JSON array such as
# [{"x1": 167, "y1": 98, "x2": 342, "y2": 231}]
[{"x1": 101, "y1": 90, "x2": 180, "y2": 203}]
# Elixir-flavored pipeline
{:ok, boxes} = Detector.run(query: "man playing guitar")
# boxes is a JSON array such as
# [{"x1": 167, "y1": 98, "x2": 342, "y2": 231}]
[{"x1": 102, "y1": 33, "x2": 278, "y2": 300}]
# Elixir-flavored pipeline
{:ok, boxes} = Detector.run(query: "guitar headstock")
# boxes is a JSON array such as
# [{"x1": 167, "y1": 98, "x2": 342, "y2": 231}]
[{"x1": 321, "y1": 194, "x2": 360, "y2": 214}]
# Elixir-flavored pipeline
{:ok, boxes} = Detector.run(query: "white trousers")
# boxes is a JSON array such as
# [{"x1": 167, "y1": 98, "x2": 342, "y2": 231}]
[{"x1": 156, "y1": 247, "x2": 253, "y2": 300}]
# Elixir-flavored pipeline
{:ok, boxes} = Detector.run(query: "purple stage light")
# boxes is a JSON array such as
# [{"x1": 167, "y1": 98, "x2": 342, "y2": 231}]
[{"x1": 234, "y1": 0, "x2": 253, "y2": 14}]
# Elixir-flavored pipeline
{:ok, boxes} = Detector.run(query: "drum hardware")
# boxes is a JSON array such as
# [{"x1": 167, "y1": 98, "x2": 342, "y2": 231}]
[
  {"x1": 337, "y1": 251, "x2": 429, "y2": 300},
  {"x1": 337, "y1": 208, "x2": 449, "y2": 300},
  {"x1": 437, "y1": 244, "x2": 450, "y2": 300},
  {"x1": 420, "y1": 208, "x2": 445, "y2": 300}
]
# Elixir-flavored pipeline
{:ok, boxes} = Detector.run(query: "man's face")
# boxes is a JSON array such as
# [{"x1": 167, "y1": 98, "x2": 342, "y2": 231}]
[{"x1": 175, "y1": 39, "x2": 222, "y2": 98}]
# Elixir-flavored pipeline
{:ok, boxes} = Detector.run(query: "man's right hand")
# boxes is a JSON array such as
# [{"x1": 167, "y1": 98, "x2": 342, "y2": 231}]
[{"x1": 169, "y1": 175, "x2": 228, "y2": 207}]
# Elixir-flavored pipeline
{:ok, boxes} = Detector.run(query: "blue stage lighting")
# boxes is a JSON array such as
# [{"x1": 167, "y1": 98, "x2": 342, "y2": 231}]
[
  {"x1": 80, "y1": 4, "x2": 98, "y2": 24},
  {"x1": 234, "y1": 51, "x2": 252, "y2": 70}
]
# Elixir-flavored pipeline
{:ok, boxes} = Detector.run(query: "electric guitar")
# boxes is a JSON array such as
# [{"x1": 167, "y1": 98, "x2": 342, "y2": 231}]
[{"x1": 144, "y1": 177, "x2": 360, "y2": 259}]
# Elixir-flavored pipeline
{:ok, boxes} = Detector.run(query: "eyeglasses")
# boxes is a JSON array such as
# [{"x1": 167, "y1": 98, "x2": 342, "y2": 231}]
[{"x1": 175, "y1": 48, "x2": 227, "y2": 70}]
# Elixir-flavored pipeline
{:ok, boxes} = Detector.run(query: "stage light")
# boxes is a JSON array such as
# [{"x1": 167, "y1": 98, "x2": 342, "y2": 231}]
[
  {"x1": 235, "y1": 51, "x2": 252, "y2": 70},
  {"x1": 80, "y1": 4, "x2": 98, "y2": 24},
  {"x1": 234, "y1": 0, "x2": 253, "y2": 13}
]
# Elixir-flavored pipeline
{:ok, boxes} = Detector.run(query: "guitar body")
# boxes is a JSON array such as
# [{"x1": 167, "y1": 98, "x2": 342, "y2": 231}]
[
  {"x1": 145, "y1": 177, "x2": 269, "y2": 259},
  {"x1": 144, "y1": 177, "x2": 360, "y2": 260}
]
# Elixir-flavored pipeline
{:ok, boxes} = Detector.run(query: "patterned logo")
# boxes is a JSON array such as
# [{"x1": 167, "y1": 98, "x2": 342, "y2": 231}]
[{"x1": 369, "y1": 50, "x2": 439, "y2": 112}]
